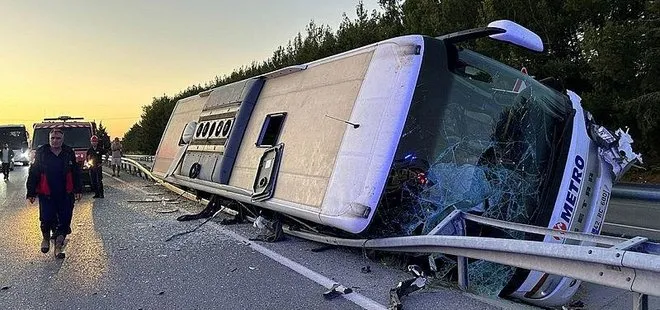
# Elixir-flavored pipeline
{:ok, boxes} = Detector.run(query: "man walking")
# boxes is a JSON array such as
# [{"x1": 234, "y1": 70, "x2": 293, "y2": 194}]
[
  {"x1": 0, "y1": 143, "x2": 13, "y2": 180},
  {"x1": 26, "y1": 129, "x2": 82, "y2": 258},
  {"x1": 87, "y1": 135, "x2": 105, "y2": 198},
  {"x1": 111, "y1": 137, "x2": 123, "y2": 177}
]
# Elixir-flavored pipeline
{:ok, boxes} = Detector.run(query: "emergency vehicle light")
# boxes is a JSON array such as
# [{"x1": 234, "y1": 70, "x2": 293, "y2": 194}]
[{"x1": 43, "y1": 116, "x2": 85, "y2": 122}]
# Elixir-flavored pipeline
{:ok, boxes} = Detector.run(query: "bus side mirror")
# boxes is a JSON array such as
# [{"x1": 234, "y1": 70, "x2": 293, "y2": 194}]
[{"x1": 487, "y1": 20, "x2": 544, "y2": 52}]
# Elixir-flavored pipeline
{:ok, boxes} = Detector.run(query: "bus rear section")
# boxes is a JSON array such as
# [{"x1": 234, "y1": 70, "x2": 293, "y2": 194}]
[{"x1": 31, "y1": 116, "x2": 97, "y2": 187}]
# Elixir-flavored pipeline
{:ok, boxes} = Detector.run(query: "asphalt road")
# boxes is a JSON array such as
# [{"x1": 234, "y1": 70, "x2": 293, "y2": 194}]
[
  {"x1": 0, "y1": 166, "x2": 510, "y2": 310},
  {"x1": 604, "y1": 197, "x2": 660, "y2": 241}
]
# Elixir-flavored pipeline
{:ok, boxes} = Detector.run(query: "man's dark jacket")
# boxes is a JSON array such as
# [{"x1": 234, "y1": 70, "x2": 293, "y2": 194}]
[{"x1": 26, "y1": 144, "x2": 82, "y2": 198}]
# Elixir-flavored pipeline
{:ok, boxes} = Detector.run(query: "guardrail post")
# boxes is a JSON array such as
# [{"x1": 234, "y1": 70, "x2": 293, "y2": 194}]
[
  {"x1": 634, "y1": 293, "x2": 649, "y2": 310},
  {"x1": 457, "y1": 256, "x2": 468, "y2": 291},
  {"x1": 426, "y1": 210, "x2": 470, "y2": 290},
  {"x1": 457, "y1": 218, "x2": 469, "y2": 291}
]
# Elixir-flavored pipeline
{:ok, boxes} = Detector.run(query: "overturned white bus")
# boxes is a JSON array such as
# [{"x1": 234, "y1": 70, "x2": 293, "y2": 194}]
[{"x1": 152, "y1": 20, "x2": 642, "y2": 306}]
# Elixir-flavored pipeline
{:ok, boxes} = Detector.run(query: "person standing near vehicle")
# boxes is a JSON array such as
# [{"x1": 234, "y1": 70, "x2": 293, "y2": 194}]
[
  {"x1": 87, "y1": 135, "x2": 105, "y2": 198},
  {"x1": 0, "y1": 143, "x2": 14, "y2": 180},
  {"x1": 26, "y1": 129, "x2": 82, "y2": 258},
  {"x1": 110, "y1": 137, "x2": 123, "y2": 177}
]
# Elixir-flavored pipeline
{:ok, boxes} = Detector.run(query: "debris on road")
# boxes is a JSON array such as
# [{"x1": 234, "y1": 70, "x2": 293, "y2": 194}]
[
  {"x1": 176, "y1": 197, "x2": 224, "y2": 221},
  {"x1": 166, "y1": 209, "x2": 224, "y2": 242},
  {"x1": 155, "y1": 208, "x2": 179, "y2": 214},
  {"x1": 388, "y1": 265, "x2": 427, "y2": 310},
  {"x1": 127, "y1": 199, "x2": 160, "y2": 203},
  {"x1": 249, "y1": 214, "x2": 284, "y2": 243},
  {"x1": 562, "y1": 300, "x2": 585, "y2": 310},
  {"x1": 129, "y1": 198, "x2": 178, "y2": 203},
  {"x1": 361, "y1": 266, "x2": 371, "y2": 274},
  {"x1": 323, "y1": 283, "x2": 353, "y2": 300}
]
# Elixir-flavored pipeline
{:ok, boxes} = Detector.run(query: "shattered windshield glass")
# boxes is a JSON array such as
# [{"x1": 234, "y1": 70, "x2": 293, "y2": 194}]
[
  {"x1": 369, "y1": 38, "x2": 574, "y2": 296},
  {"x1": 372, "y1": 39, "x2": 573, "y2": 236}
]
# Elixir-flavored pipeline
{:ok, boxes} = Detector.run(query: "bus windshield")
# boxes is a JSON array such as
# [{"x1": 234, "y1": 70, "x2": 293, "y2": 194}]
[
  {"x1": 0, "y1": 126, "x2": 29, "y2": 150},
  {"x1": 32, "y1": 127, "x2": 92, "y2": 149}
]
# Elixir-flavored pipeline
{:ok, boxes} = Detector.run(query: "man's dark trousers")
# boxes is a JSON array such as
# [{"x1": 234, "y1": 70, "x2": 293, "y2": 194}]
[
  {"x1": 38, "y1": 194, "x2": 74, "y2": 238},
  {"x1": 1, "y1": 163, "x2": 9, "y2": 179},
  {"x1": 90, "y1": 167, "x2": 104, "y2": 197}
]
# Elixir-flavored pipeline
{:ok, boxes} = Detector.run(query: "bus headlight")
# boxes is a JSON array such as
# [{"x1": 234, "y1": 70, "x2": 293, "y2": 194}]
[{"x1": 524, "y1": 274, "x2": 564, "y2": 299}]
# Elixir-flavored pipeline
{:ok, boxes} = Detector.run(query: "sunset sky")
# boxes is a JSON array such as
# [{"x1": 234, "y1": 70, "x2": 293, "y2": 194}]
[{"x1": 0, "y1": 0, "x2": 378, "y2": 139}]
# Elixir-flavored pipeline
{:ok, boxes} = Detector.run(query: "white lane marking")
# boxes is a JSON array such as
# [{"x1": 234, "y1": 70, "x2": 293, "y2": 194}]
[
  {"x1": 112, "y1": 171, "x2": 387, "y2": 310},
  {"x1": 214, "y1": 226, "x2": 387, "y2": 310}
]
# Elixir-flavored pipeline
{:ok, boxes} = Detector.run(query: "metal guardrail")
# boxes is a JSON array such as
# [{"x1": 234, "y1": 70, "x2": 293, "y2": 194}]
[
  {"x1": 110, "y1": 155, "x2": 660, "y2": 307},
  {"x1": 612, "y1": 183, "x2": 660, "y2": 201},
  {"x1": 102, "y1": 155, "x2": 156, "y2": 181},
  {"x1": 123, "y1": 154, "x2": 155, "y2": 163}
]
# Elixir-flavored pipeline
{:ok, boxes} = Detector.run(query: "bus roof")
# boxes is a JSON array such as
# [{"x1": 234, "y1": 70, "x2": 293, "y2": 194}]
[
  {"x1": 0, "y1": 124, "x2": 26, "y2": 129},
  {"x1": 33, "y1": 122, "x2": 94, "y2": 129}
]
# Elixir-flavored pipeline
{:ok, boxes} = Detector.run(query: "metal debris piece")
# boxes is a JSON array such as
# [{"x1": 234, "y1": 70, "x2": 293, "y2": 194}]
[
  {"x1": 155, "y1": 209, "x2": 179, "y2": 214},
  {"x1": 167, "y1": 209, "x2": 224, "y2": 242},
  {"x1": 323, "y1": 283, "x2": 353, "y2": 300},
  {"x1": 388, "y1": 265, "x2": 427, "y2": 310},
  {"x1": 220, "y1": 213, "x2": 245, "y2": 225},
  {"x1": 428, "y1": 255, "x2": 438, "y2": 273},
  {"x1": 562, "y1": 300, "x2": 585, "y2": 310},
  {"x1": 249, "y1": 215, "x2": 284, "y2": 243},
  {"x1": 177, "y1": 196, "x2": 223, "y2": 221},
  {"x1": 130, "y1": 198, "x2": 178, "y2": 203}
]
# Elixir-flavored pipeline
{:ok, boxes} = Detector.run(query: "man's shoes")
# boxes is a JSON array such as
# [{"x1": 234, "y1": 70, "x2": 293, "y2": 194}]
[
  {"x1": 40, "y1": 238, "x2": 50, "y2": 253},
  {"x1": 93, "y1": 195, "x2": 100, "y2": 198},
  {"x1": 54, "y1": 235, "x2": 65, "y2": 259}
]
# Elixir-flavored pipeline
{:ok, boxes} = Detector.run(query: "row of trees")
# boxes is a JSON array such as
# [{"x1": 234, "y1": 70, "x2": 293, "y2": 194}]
[{"x1": 121, "y1": 0, "x2": 660, "y2": 179}]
